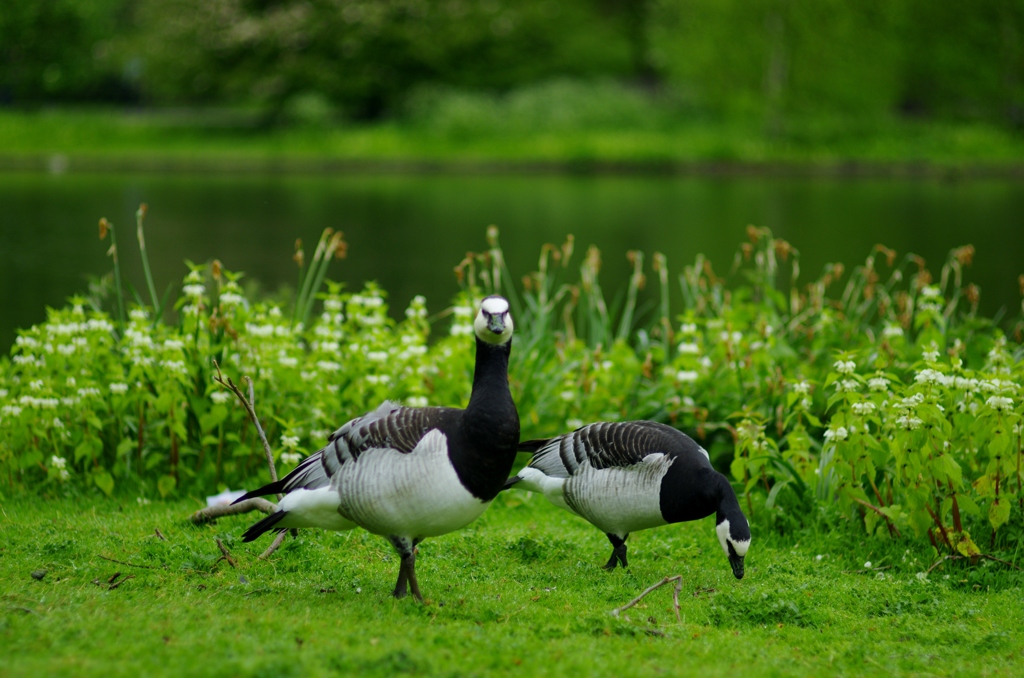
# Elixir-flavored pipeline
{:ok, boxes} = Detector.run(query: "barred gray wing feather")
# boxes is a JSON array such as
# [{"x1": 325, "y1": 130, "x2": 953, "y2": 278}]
[
  {"x1": 528, "y1": 421, "x2": 681, "y2": 478},
  {"x1": 322, "y1": 401, "x2": 455, "y2": 477}
]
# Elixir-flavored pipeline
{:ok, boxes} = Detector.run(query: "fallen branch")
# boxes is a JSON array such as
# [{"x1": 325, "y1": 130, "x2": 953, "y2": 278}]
[
  {"x1": 189, "y1": 498, "x2": 277, "y2": 525},
  {"x1": 610, "y1": 575, "x2": 683, "y2": 623},
  {"x1": 188, "y1": 361, "x2": 283, "y2": 537},
  {"x1": 155, "y1": 528, "x2": 167, "y2": 541},
  {"x1": 842, "y1": 565, "x2": 893, "y2": 574}
]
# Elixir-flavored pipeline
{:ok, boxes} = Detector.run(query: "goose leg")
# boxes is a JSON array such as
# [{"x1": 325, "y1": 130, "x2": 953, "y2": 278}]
[
  {"x1": 603, "y1": 533, "x2": 629, "y2": 570},
  {"x1": 388, "y1": 536, "x2": 423, "y2": 602}
]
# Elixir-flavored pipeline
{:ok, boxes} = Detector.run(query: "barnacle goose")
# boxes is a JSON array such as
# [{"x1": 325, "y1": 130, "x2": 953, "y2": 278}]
[
  {"x1": 235, "y1": 295, "x2": 520, "y2": 600},
  {"x1": 505, "y1": 421, "x2": 751, "y2": 579}
]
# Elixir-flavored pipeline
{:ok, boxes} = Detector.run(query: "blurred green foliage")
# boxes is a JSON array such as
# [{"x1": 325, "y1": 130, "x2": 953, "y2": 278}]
[{"x1": 3, "y1": 0, "x2": 1024, "y2": 127}]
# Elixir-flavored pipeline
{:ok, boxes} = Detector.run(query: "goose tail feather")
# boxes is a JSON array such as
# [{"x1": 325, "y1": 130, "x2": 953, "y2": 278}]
[{"x1": 241, "y1": 510, "x2": 289, "y2": 542}]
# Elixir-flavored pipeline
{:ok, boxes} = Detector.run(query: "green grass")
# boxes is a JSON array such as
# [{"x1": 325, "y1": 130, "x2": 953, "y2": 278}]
[
  {"x1": 3, "y1": 108, "x2": 1024, "y2": 172},
  {"x1": 3, "y1": 493, "x2": 1023, "y2": 677}
]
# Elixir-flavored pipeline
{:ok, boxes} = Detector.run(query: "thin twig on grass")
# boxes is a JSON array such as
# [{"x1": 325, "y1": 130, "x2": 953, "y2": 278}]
[
  {"x1": 926, "y1": 553, "x2": 1021, "y2": 575},
  {"x1": 851, "y1": 497, "x2": 901, "y2": 537},
  {"x1": 215, "y1": 538, "x2": 237, "y2": 569},
  {"x1": 610, "y1": 575, "x2": 683, "y2": 623},
  {"x1": 842, "y1": 565, "x2": 893, "y2": 574},
  {"x1": 154, "y1": 528, "x2": 167, "y2": 541},
  {"x1": 98, "y1": 554, "x2": 161, "y2": 570},
  {"x1": 259, "y1": 531, "x2": 288, "y2": 560}
]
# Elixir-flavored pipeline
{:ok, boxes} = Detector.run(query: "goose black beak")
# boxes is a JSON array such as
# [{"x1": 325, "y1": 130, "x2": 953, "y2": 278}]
[
  {"x1": 729, "y1": 553, "x2": 745, "y2": 580},
  {"x1": 486, "y1": 314, "x2": 506, "y2": 334}
]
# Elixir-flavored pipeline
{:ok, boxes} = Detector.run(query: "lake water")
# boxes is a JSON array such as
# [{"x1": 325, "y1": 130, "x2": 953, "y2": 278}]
[{"x1": 2, "y1": 171, "x2": 1022, "y2": 351}]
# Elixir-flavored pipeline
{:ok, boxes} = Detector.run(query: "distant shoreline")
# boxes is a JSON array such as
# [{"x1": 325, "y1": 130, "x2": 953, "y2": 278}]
[{"x1": 4, "y1": 153, "x2": 1024, "y2": 179}]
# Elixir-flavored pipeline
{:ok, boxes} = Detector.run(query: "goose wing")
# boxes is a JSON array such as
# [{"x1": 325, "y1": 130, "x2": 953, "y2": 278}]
[
  {"x1": 321, "y1": 400, "x2": 457, "y2": 477},
  {"x1": 522, "y1": 421, "x2": 692, "y2": 479},
  {"x1": 234, "y1": 401, "x2": 454, "y2": 503}
]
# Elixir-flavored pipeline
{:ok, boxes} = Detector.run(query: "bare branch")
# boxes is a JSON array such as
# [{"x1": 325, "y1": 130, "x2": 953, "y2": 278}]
[
  {"x1": 852, "y1": 497, "x2": 902, "y2": 538},
  {"x1": 610, "y1": 575, "x2": 683, "y2": 620},
  {"x1": 212, "y1": 360, "x2": 279, "y2": 488},
  {"x1": 189, "y1": 498, "x2": 276, "y2": 525},
  {"x1": 259, "y1": 531, "x2": 288, "y2": 560}
]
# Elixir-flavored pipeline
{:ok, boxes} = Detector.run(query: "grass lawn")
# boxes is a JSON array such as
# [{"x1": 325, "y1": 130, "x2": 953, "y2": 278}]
[
  {"x1": 2, "y1": 491, "x2": 1023, "y2": 677},
  {"x1": 3, "y1": 109, "x2": 1024, "y2": 173}
]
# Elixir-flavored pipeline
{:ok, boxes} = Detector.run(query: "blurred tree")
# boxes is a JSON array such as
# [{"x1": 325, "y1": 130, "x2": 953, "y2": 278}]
[
  {"x1": 129, "y1": 0, "x2": 632, "y2": 119},
  {"x1": 0, "y1": 0, "x2": 137, "y2": 104}
]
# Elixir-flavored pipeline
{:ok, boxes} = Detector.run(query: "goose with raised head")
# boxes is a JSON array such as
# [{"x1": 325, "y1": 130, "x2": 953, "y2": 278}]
[
  {"x1": 505, "y1": 421, "x2": 751, "y2": 579},
  {"x1": 236, "y1": 295, "x2": 520, "y2": 600}
]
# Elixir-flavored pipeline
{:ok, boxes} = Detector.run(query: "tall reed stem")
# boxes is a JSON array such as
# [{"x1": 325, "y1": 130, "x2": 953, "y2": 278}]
[{"x1": 135, "y1": 204, "x2": 160, "y2": 313}]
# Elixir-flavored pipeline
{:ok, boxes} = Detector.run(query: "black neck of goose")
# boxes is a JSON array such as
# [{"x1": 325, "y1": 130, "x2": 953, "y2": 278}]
[
  {"x1": 661, "y1": 467, "x2": 731, "y2": 524},
  {"x1": 453, "y1": 337, "x2": 520, "y2": 501},
  {"x1": 715, "y1": 479, "x2": 744, "y2": 528}
]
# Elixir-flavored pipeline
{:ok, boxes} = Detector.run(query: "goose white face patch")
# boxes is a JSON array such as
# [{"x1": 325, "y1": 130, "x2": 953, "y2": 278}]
[
  {"x1": 716, "y1": 518, "x2": 751, "y2": 557},
  {"x1": 474, "y1": 296, "x2": 514, "y2": 345}
]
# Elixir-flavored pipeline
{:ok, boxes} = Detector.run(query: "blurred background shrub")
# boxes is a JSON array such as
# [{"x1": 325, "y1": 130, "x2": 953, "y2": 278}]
[{"x1": 4, "y1": 0, "x2": 1024, "y2": 128}]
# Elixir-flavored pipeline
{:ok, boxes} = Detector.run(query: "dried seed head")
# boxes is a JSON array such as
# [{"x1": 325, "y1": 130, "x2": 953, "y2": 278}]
[
  {"x1": 137, "y1": 203, "x2": 148, "y2": 219},
  {"x1": 952, "y1": 245, "x2": 974, "y2": 266},
  {"x1": 98, "y1": 218, "x2": 109, "y2": 240},
  {"x1": 333, "y1": 233, "x2": 348, "y2": 260},
  {"x1": 874, "y1": 244, "x2": 896, "y2": 267},
  {"x1": 486, "y1": 225, "x2": 499, "y2": 247},
  {"x1": 212, "y1": 259, "x2": 222, "y2": 281}
]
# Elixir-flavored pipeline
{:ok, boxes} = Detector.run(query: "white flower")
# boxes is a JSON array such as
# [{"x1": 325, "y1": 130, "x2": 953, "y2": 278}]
[
  {"x1": 406, "y1": 396, "x2": 428, "y2": 408},
  {"x1": 566, "y1": 418, "x2": 585, "y2": 430},
  {"x1": 986, "y1": 396, "x2": 1014, "y2": 411},
  {"x1": 868, "y1": 376, "x2": 890, "y2": 392},
  {"x1": 316, "y1": 360, "x2": 341, "y2": 373},
  {"x1": 160, "y1": 360, "x2": 188, "y2": 375},
  {"x1": 719, "y1": 331, "x2": 743, "y2": 343},
  {"x1": 278, "y1": 355, "x2": 299, "y2": 368},
  {"x1": 823, "y1": 426, "x2": 848, "y2": 442},
  {"x1": 365, "y1": 374, "x2": 391, "y2": 385},
  {"x1": 834, "y1": 379, "x2": 859, "y2": 393},
  {"x1": 129, "y1": 308, "x2": 148, "y2": 321},
  {"x1": 922, "y1": 349, "x2": 940, "y2": 362},
  {"x1": 882, "y1": 325, "x2": 904, "y2": 339},
  {"x1": 815, "y1": 554, "x2": 824, "y2": 561},
  {"x1": 895, "y1": 415, "x2": 923, "y2": 430},
  {"x1": 1, "y1": 405, "x2": 23, "y2": 417},
  {"x1": 77, "y1": 387, "x2": 101, "y2": 398},
  {"x1": 450, "y1": 324, "x2": 473, "y2": 337},
  {"x1": 220, "y1": 292, "x2": 243, "y2": 306},
  {"x1": 864, "y1": 561, "x2": 872, "y2": 569},
  {"x1": 453, "y1": 305, "x2": 473, "y2": 319},
  {"x1": 245, "y1": 323, "x2": 275, "y2": 337},
  {"x1": 183, "y1": 284, "x2": 206, "y2": 298},
  {"x1": 58, "y1": 469, "x2": 70, "y2": 481},
  {"x1": 833, "y1": 360, "x2": 856, "y2": 375},
  {"x1": 791, "y1": 381, "x2": 810, "y2": 395},
  {"x1": 367, "y1": 351, "x2": 389, "y2": 362},
  {"x1": 560, "y1": 390, "x2": 575, "y2": 402},
  {"x1": 920, "y1": 286, "x2": 941, "y2": 298},
  {"x1": 57, "y1": 344, "x2": 76, "y2": 356},
  {"x1": 679, "y1": 323, "x2": 697, "y2": 334},
  {"x1": 851, "y1": 402, "x2": 876, "y2": 416},
  {"x1": 698, "y1": 356, "x2": 713, "y2": 369},
  {"x1": 915, "y1": 368, "x2": 945, "y2": 385},
  {"x1": 281, "y1": 435, "x2": 300, "y2": 449},
  {"x1": 52, "y1": 417, "x2": 64, "y2": 429},
  {"x1": 51, "y1": 455, "x2": 67, "y2": 469},
  {"x1": 16, "y1": 336, "x2": 41, "y2": 349},
  {"x1": 268, "y1": 306, "x2": 282, "y2": 318},
  {"x1": 109, "y1": 382, "x2": 129, "y2": 394},
  {"x1": 87, "y1": 318, "x2": 114, "y2": 332},
  {"x1": 676, "y1": 342, "x2": 700, "y2": 355},
  {"x1": 676, "y1": 370, "x2": 699, "y2": 383},
  {"x1": 281, "y1": 452, "x2": 302, "y2": 465},
  {"x1": 210, "y1": 391, "x2": 231, "y2": 404},
  {"x1": 163, "y1": 339, "x2": 185, "y2": 351}
]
